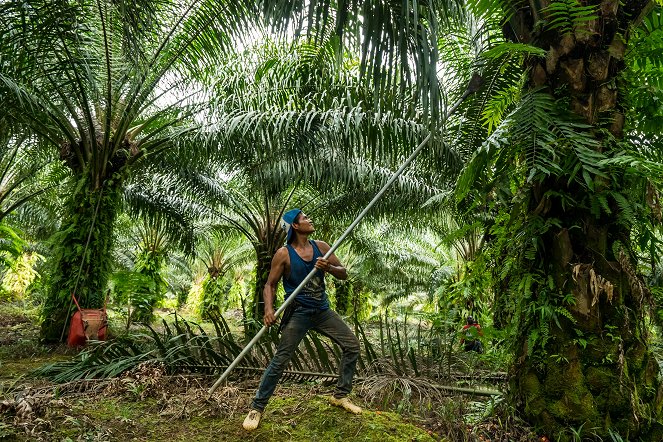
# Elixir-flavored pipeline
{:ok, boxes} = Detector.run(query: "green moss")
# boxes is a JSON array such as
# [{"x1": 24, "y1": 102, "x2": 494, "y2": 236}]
[
  {"x1": 78, "y1": 396, "x2": 157, "y2": 421},
  {"x1": 585, "y1": 366, "x2": 614, "y2": 393},
  {"x1": 646, "y1": 422, "x2": 663, "y2": 441},
  {"x1": 625, "y1": 344, "x2": 646, "y2": 371},
  {"x1": 538, "y1": 410, "x2": 557, "y2": 434},
  {"x1": 596, "y1": 388, "x2": 629, "y2": 414},
  {"x1": 5, "y1": 395, "x2": 436, "y2": 442},
  {"x1": 586, "y1": 341, "x2": 619, "y2": 362},
  {"x1": 655, "y1": 383, "x2": 663, "y2": 418},
  {"x1": 526, "y1": 397, "x2": 546, "y2": 416},
  {"x1": 561, "y1": 344, "x2": 579, "y2": 361},
  {"x1": 250, "y1": 396, "x2": 436, "y2": 442},
  {"x1": 544, "y1": 360, "x2": 583, "y2": 398},
  {"x1": 640, "y1": 355, "x2": 659, "y2": 393},
  {"x1": 521, "y1": 372, "x2": 541, "y2": 397},
  {"x1": 543, "y1": 365, "x2": 565, "y2": 397},
  {"x1": 548, "y1": 387, "x2": 598, "y2": 425}
]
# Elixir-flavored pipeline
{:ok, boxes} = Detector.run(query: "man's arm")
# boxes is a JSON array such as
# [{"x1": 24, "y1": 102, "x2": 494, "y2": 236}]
[
  {"x1": 476, "y1": 324, "x2": 483, "y2": 336},
  {"x1": 263, "y1": 247, "x2": 287, "y2": 327},
  {"x1": 313, "y1": 240, "x2": 348, "y2": 280}
]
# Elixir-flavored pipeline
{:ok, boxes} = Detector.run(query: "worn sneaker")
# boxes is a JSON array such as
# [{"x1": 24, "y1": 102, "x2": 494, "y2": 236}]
[
  {"x1": 329, "y1": 396, "x2": 362, "y2": 414},
  {"x1": 242, "y1": 409, "x2": 262, "y2": 430}
]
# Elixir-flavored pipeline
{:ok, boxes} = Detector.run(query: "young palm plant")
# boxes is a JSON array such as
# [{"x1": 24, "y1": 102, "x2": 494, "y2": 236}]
[
  {"x1": 193, "y1": 226, "x2": 254, "y2": 319},
  {"x1": 128, "y1": 217, "x2": 170, "y2": 324}
]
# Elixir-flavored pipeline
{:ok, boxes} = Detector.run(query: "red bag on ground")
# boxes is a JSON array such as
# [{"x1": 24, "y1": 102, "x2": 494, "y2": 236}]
[{"x1": 67, "y1": 294, "x2": 108, "y2": 347}]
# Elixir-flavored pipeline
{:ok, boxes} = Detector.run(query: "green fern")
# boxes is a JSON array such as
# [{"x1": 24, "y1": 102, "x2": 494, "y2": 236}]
[
  {"x1": 544, "y1": 0, "x2": 598, "y2": 36},
  {"x1": 481, "y1": 85, "x2": 521, "y2": 134}
]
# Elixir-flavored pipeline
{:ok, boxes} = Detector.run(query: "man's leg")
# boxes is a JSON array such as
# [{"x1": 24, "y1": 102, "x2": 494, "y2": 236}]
[
  {"x1": 250, "y1": 310, "x2": 310, "y2": 411},
  {"x1": 313, "y1": 309, "x2": 361, "y2": 413}
]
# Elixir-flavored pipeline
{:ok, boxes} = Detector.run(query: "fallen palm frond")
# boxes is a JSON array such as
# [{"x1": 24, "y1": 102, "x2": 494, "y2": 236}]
[
  {"x1": 358, "y1": 374, "x2": 500, "y2": 421},
  {"x1": 359, "y1": 371, "x2": 501, "y2": 413},
  {"x1": 32, "y1": 315, "x2": 341, "y2": 383}
]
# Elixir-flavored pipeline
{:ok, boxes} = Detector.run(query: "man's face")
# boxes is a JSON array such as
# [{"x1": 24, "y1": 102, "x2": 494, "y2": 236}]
[{"x1": 294, "y1": 212, "x2": 315, "y2": 233}]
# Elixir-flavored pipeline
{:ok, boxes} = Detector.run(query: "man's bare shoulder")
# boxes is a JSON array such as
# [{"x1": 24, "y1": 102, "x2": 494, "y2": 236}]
[
  {"x1": 314, "y1": 240, "x2": 331, "y2": 252},
  {"x1": 274, "y1": 247, "x2": 289, "y2": 261}
]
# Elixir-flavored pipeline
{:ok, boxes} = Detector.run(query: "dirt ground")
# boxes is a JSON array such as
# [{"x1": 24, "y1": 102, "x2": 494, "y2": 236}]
[{"x1": 0, "y1": 303, "x2": 439, "y2": 441}]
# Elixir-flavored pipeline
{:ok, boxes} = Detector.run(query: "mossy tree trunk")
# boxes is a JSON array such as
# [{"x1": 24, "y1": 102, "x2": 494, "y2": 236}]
[
  {"x1": 40, "y1": 178, "x2": 121, "y2": 342},
  {"x1": 252, "y1": 246, "x2": 273, "y2": 324},
  {"x1": 335, "y1": 280, "x2": 352, "y2": 315},
  {"x1": 505, "y1": 0, "x2": 663, "y2": 439},
  {"x1": 131, "y1": 248, "x2": 166, "y2": 324}
]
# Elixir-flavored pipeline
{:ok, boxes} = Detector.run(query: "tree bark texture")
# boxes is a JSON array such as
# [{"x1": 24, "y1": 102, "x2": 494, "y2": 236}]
[{"x1": 505, "y1": 0, "x2": 663, "y2": 439}]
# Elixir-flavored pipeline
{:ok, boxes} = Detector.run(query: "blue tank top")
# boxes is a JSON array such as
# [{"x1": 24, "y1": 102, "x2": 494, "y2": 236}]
[{"x1": 283, "y1": 240, "x2": 329, "y2": 310}]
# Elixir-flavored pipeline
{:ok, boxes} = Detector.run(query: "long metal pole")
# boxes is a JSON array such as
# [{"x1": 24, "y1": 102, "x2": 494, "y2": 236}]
[{"x1": 208, "y1": 80, "x2": 479, "y2": 395}]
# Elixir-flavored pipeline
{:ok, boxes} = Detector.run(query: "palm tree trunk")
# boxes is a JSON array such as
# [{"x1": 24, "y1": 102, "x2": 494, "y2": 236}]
[
  {"x1": 252, "y1": 247, "x2": 272, "y2": 324},
  {"x1": 131, "y1": 249, "x2": 165, "y2": 324},
  {"x1": 40, "y1": 177, "x2": 121, "y2": 342},
  {"x1": 335, "y1": 280, "x2": 352, "y2": 315},
  {"x1": 506, "y1": 1, "x2": 663, "y2": 438}
]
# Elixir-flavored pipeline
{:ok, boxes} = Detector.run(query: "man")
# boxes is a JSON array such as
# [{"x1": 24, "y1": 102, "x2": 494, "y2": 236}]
[
  {"x1": 242, "y1": 208, "x2": 362, "y2": 431},
  {"x1": 460, "y1": 316, "x2": 483, "y2": 353}
]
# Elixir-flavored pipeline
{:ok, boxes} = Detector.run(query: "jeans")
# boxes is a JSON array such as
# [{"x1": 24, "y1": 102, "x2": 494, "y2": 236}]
[{"x1": 251, "y1": 307, "x2": 360, "y2": 411}]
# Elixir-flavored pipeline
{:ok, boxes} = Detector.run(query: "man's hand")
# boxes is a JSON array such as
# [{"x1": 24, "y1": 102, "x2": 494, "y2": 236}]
[
  {"x1": 315, "y1": 257, "x2": 347, "y2": 280},
  {"x1": 313, "y1": 242, "x2": 347, "y2": 280},
  {"x1": 315, "y1": 257, "x2": 331, "y2": 272},
  {"x1": 264, "y1": 308, "x2": 277, "y2": 327}
]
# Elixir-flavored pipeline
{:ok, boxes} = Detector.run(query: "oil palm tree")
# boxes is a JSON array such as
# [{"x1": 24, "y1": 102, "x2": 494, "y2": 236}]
[
  {"x1": 0, "y1": 0, "x2": 251, "y2": 341},
  {"x1": 185, "y1": 36, "x2": 461, "y2": 325},
  {"x1": 454, "y1": 1, "x2": 663, "y2": 437}
]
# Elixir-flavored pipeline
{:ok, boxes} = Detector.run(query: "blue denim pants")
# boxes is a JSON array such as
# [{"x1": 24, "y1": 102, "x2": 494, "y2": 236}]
[{"x1": 251, "y1": 307, "x2": 360, "y2": 411}]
